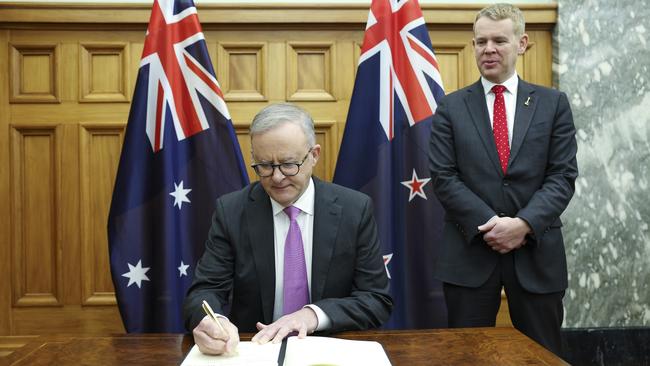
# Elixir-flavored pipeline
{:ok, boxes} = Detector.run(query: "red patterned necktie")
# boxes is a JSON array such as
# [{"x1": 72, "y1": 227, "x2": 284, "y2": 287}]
[
  {"x1": 491, "y1": 85, "x2": 510, "y2": 174},
  {"x1": 282, "y1": 206, "x2": 309, "y2": 315}
]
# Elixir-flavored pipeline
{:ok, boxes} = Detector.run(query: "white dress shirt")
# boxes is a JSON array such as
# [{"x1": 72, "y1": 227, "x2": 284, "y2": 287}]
[
  {"x1": 481, "y1": 73, "x2": 519, "y2": 147},
  {"x1": 270, "y1": 177, "x2": 331, "y2": 331}
]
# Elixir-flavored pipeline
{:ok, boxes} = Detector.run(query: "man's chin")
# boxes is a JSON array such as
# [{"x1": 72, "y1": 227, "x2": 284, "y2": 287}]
[
  {"x1": 481, "y1": 70, "x2": 503, "y2": 83},
  {"x1": 270, "y1": 191, "x2": 295, "y2": 206}
]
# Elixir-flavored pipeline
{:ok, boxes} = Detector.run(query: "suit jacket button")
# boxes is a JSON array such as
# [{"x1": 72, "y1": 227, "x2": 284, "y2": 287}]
[
  {"x1": 498, "y1": 212, "x2": 506, "y2": 217},
  {"x1": 503, "y1": 180, "x2": 510, "y2": 187}
]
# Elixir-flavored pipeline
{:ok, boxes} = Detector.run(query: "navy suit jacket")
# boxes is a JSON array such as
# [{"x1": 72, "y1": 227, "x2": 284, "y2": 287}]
[
  {"x1": 429, "y1": 78, "x2": 578, "y2": 294},
  {"x1": 183, "y1": 178, "x2": 392, "y2": 332}
]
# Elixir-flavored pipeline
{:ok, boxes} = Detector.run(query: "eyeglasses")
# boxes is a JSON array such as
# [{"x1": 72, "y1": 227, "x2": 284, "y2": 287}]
[{"x1": 251, "y1": 148, "x2": 313, "y2": 177}]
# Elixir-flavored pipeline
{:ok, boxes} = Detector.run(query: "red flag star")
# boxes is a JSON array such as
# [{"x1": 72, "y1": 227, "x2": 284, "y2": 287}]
[{"x1": 400, "y1": 169, "x2": 431, "y2": 202}]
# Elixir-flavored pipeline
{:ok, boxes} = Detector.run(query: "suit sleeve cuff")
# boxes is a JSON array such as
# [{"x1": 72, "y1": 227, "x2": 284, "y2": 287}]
[{"x1": 304, "y1": 304, "x2": 331, "y2": 332}]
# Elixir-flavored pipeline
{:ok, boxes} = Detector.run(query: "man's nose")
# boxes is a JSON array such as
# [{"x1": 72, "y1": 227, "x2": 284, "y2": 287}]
[
  {"x1": 271, "y1": 166, "x2": 286, "y2": 182},
  {"x1": 484, "y1": 41, "x2": 497, "y2": 53}
]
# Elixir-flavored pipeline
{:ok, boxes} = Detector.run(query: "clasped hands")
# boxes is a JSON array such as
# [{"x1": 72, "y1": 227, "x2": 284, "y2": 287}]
[
  {"x1": 477, "y1": 216, "x2": 531, "y2": 254},
  {"x1": 193, "y1": 307, "x2": 318, "y2": 355}
]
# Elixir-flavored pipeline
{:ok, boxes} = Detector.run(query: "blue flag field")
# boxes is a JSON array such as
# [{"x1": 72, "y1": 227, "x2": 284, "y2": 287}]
[
  {"x1": 334, "y1": 0, "x2": 447, "y2": 329},
  {"x1": 107, "y1": 0, "x2": 249, "y2": 332}
]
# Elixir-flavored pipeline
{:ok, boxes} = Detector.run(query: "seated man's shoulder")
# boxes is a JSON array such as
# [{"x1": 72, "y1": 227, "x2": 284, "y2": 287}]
[{"x1": 216, "y1": 181, "x2": 259, "y2": 205}]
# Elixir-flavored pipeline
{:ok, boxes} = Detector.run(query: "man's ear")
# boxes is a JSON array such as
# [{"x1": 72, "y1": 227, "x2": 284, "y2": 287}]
[
  {"x1": 518, "y1": 33, "x2": 529, "y2": 55},
  {"x1": 310, "y1": 144, "x2": 321, "y2": 164}
]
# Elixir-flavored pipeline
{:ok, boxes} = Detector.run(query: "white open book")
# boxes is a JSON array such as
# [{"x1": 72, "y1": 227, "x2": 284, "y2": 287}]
[
  {"x1": 180, "y1": 336, "x2": 391, "y2": 366},
  {"x1": 181, "y1": 341, "x2": 281, "y2": 366}
]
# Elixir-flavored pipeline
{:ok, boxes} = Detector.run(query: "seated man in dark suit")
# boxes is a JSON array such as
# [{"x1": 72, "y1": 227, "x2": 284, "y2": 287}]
[{"x1": 184, "y1": 103, "x2": 392, "y2": 355}]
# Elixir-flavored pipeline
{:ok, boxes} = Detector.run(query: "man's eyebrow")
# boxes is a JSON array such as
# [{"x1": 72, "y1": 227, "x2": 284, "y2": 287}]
[
  {"x1": 278, "y1": 156, "x2": 300, "y2": 163},
  {"x1": 254, "y1": 156, "x2": 299, "y2": 163}
]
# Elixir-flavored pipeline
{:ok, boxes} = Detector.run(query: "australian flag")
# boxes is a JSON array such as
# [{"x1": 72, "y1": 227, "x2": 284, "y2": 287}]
[
  {"x1": 107, "y1": 0, "x2": 249, "y2": 333},
  {"x1": 333, "y1": 0, "x2": 447, "y2": 329}
]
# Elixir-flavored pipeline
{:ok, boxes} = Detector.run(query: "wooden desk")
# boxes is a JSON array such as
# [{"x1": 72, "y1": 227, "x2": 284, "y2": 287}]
[{"x1": 1, "y1": 328, "x2": 568, "y2": 366}]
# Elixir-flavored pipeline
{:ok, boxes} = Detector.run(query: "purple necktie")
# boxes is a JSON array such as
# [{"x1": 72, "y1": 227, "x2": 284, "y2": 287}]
[{"x1": 283, "y1": 206, "x2": 309, "y2": 315}]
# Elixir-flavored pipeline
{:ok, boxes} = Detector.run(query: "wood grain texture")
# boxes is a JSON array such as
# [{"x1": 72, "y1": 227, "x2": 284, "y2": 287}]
[
  {"x1": 79, "y1": 124, "x2": 125, "y2": 306},
  {"x1": 9, "y1": 43, "x2": 59, "y2": 103},
  {"x1": 10, "y1": 126, "x2": 62, "y2": 308},
  {"x1": 79, "y1": 43, "x2": 130, "y2": 102},
  {"x1": 1, "y1": 328, "x2": 569, "y2": 365}
]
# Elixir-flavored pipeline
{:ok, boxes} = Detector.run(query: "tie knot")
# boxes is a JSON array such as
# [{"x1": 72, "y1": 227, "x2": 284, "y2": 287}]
[
  {"x1": 284, "y1": 205, "x2": 300, "y2": 220},
  {"x1": 492, "y1": 85, "x2": 506, "y2": 95}
]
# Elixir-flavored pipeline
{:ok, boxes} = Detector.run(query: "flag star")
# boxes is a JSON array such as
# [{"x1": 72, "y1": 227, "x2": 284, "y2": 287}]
[
  {"x1": 178, "y1": 261, "x2": 190, "y2": 277},
  {"x1": 400, "y1": 169, "x2": 431, "y2": 202},
  {"x1": 383, "y1": 253, "x2": 393, "y2": 279},
  {"x1": 170, "y1": 180, "x2": 192, "y2": 210},
  {"x1": 121, "y1": 260, "x2": 150, "y2": 288}
]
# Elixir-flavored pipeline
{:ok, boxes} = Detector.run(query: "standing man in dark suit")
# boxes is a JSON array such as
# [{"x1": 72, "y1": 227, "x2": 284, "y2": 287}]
[
  {"x1": 429, "y1": 3, "x2": 578, "y2": 355},
  {"x1": 184, "y1": 103, "x2": 392, "y2": 355}
]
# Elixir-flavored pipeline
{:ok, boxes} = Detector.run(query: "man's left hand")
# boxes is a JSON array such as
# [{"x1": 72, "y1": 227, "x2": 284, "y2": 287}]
[
  {"x1": 251, "y1": 307, "x2": 318, "y2": 344},
  {"x1": 479, "y1": 217, "x2": 531, "y2": 254}
]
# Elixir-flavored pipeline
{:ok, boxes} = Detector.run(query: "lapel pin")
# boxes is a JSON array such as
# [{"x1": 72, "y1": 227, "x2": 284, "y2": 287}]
[{"x1": 524, "y1": 96, "x2": 531, "y2": 106}]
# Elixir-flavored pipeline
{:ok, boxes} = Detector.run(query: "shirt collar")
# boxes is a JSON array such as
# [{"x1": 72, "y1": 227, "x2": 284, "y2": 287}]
[
  {"x1": 481, "y1": 72, "x2": 519, "y2": 95},
  {"x1": 270, "y1": 177, "x2": 315, "y2": 217}
]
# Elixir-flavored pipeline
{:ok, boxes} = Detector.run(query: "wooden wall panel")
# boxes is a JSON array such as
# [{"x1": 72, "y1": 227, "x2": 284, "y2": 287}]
[
  {"x1": 79, "y1": 124, "x2": 125, "y2": 305},
  {"x1": 434, "y1": 44, "x2": 468, "y2": 93},
  {"x1": 0, "y1": 2, "x2": 556, "y2": 336},
  {"x1": 287, "y1": 42, "x2": 336, "y2": 101},
  {"x1": 9, "y1": 43, "x2": 59, "y2": 103},
  {"x1": 10, "y1": 126, "x2": 61, "y2": 307},
  {"x1": 79, "y1": 43, "x2": 130, "y2": 102},
  {"x1": 313, "y1": 120, "x2": 338, "y2": 182},
  {"x1": 12, "y1": 306, "x2": 124, "y2": 335},
  {"x1": 217, "y1": 42, "x2": 267, "y2": 101},
  {"x1": 0, "y1": 28, "x2": 11, "y2": 336}
]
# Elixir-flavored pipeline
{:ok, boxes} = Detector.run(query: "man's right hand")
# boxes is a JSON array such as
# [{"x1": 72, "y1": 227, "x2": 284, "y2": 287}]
[
  {"x1": 478, "y1": 216, "x2": 529, "y2": 254},
  {"x1": 192, "y1": 315, "x2": 240, "y2": 355}
]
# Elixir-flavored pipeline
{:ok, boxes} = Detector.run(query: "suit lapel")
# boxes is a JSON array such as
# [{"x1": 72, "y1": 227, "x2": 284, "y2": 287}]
[
  {"x1": 311, "y1": 179, "x2": 341, "y2": 303},
  {"x1": 245, "y1": 183, "x2": 276, "y2": 324},
  {"x1": 464, "y1": 81, "x2": 503, "y2": 175},
  {"x1": 509, "y1": 79, "x2": 537, "y2": 166}
]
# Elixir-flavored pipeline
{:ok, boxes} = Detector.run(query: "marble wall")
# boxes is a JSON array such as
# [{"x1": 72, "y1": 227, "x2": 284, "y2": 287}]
[{"x1": 555, "y1": 0, "x2": 650, "y2": 327}]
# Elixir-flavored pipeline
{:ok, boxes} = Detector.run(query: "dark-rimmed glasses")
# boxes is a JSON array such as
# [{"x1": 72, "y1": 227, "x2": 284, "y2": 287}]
[{"x1": 251, "y1": 148, "x2": 313, "y2": 177}]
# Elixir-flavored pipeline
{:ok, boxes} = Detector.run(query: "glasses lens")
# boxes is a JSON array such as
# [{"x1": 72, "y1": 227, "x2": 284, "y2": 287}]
[
  {"x1": 254, "y1": 164, "x2": 273, "y2": 177},
  {"x1": 279, "y1": 163, "x2": 299, "y2": 176}
]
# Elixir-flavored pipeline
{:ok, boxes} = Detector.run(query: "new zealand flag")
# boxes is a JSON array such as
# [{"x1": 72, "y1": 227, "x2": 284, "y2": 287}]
[
  {"x1": 333, "y1": 0, "x2": 447, "y2": 329},
  {"x1": 107, "y1": 0, "x2": 249, "y2": 332}
]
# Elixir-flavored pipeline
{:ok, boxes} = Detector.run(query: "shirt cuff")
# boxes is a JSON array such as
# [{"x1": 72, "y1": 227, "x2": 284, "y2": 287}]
[{"x1": 304, "y1": 304, "x2": 331, "y2": 332}]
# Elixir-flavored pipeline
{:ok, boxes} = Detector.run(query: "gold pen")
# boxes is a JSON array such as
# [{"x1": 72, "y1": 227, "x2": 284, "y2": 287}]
[{"x1": 202, "y1": 300, "x2": 227, "y2": 334}]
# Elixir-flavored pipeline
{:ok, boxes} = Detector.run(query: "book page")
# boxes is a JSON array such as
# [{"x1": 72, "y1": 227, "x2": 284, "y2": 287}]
[
  {"x1": 181, "y1": 341, "x2": 282, "y2": 366},
  {"x1": 283, "y1": 336, "x2": 392, "y2": 366}
]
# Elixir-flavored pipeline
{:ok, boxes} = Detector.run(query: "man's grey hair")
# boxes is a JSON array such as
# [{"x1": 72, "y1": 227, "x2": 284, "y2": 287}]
[
  {"x1": 250, "y1": 103, "x2": 316, "y2": 147},
  {"x1": 474, "y1": 3, "x2": 526, "y2": 37}
]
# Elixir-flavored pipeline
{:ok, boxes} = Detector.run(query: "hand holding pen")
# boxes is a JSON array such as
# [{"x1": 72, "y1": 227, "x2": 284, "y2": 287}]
[{"x1": 192, "y1": 300, "x2": 240, "y2": 355}]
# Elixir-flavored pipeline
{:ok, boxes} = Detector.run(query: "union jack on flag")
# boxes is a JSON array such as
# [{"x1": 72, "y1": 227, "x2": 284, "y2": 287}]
[
  {"x1": 108, "y1": 0, "x2": 248, "y2": 333},
  {"x1": 334, "y1": 0, "x2": 447, "y2": 329},
  {"x1": 359, "y1": 0, "x2": 444, "y2": 140},
  {"x1": 140, "y1": 0, "x2": 230, "y2": 152}
]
